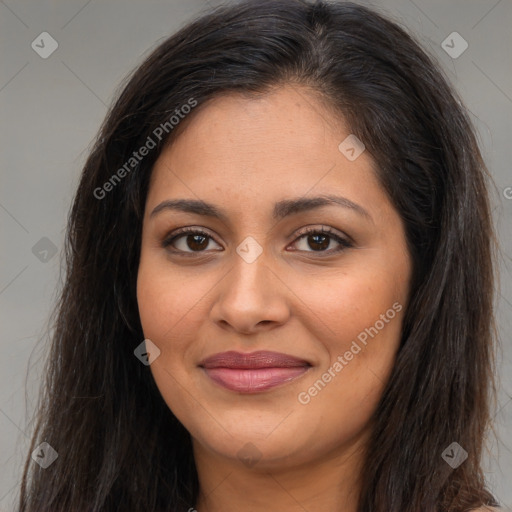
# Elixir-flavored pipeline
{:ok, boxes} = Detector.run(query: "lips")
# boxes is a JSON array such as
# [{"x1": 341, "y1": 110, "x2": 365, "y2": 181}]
[
  {"x1": 200, "y1": 350, "x2": 310, "y2": 369},
  {"x1": 199, "y1": 350, "x2": 311, "y2": 393}
]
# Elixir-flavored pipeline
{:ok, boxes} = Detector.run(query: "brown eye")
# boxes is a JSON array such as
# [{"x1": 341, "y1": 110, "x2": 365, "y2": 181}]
[
  {"x1": 305, "y1": 233, "x2": 330, "y2": 251},
  {"x1": 290, "y1": 227, "x2": 352, "y2": 254},
  {"x1": 162, "y1": 228, "x2": 222, "y2": 253},
  {"x1": 182, "y1": 233, "x2": 209, "y2": 251}
]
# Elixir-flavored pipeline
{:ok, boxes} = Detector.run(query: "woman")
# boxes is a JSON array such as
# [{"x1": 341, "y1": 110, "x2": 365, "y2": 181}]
[{"x1": 18, "y1": 0, "x2": 501, "y2": 510}]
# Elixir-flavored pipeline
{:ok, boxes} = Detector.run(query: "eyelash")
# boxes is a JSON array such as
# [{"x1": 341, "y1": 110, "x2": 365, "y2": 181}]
[{"x1": 161, "y1": 226, "x2": 353, "y2": 256}]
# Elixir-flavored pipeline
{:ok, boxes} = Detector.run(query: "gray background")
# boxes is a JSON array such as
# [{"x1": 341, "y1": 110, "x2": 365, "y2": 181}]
[{"x1": 0, "y1": 0, "x2": 511, "y2": 510}]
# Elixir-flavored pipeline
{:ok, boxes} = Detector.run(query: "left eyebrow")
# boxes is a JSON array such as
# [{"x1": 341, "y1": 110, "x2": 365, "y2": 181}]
[{"x1": 150, "y1": 194, "x2": 373, "y2": 223}]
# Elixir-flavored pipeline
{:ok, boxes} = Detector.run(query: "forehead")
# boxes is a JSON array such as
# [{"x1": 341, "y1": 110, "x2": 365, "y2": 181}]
[{"x1": 149, "y1": 85, "x2": 371, "y2": 189}]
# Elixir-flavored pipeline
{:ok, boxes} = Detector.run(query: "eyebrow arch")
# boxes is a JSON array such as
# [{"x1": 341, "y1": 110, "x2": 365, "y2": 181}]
[{"x1": 150, "y1": 194, "x2": 373, "y2": 223}]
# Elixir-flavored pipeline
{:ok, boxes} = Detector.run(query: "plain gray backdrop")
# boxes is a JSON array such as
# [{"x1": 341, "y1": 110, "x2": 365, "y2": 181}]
[{"x1": 1, "y1": 0, "x2": 511, "y2": 510}]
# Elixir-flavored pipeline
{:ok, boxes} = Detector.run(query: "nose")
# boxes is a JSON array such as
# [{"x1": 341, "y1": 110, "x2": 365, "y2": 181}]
[{"x1": 209, "y1": 249, "x2": 291, "y2": 335}]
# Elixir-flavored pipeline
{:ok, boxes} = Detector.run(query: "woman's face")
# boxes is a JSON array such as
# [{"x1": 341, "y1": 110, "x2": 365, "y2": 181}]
[{"x1": 137, "y1": 85, "x2": 412, "y2": 471}]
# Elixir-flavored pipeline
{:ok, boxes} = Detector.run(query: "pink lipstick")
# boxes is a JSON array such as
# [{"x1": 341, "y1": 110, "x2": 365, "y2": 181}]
[{"x1": 199, "y1": 350, "x2": 311, "y2": 393}]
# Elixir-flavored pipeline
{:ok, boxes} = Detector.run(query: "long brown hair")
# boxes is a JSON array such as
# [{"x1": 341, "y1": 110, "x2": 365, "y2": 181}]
[{"x1": 18, "y1": 1, "x2": 500, "y2": 510}]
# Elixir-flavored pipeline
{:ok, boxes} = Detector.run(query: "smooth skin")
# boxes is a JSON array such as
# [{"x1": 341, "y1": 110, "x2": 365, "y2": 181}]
[{"x1": 137, "y1": 84, "x2": 414, "y2": 511}]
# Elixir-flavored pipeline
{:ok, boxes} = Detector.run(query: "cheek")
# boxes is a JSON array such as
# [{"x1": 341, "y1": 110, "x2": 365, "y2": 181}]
[
  {"x1": 136, "y1": 264, "x2": 198, "y2": 419},
  {"x1": 136, "y1": 259, "x2": 207, "y2": 345},
  {"x1": 294, "y1": 274, "x2": 404, "y2": 445},
  {"x1": 137, "y1": 268, "x2": 171, "y2": 342},
  {"x1": 291, "y1": 265, "x2": 406, "y2": 422},
  {"x1": 136, "y1": 259, "x2": 215, "y2": 409},
  {"x1": 290, "y1": 266, "x2": 404, "y2": 350}
]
